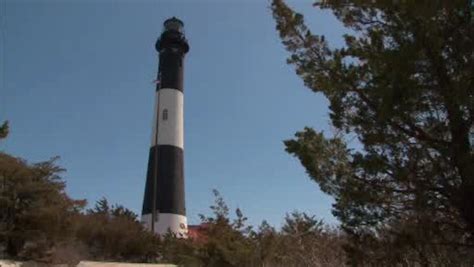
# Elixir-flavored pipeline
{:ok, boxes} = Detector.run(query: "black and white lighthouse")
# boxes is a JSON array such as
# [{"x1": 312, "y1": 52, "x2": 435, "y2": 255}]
[{"x1": 142, "y1": 17, "x2": 189, "y2": 236}]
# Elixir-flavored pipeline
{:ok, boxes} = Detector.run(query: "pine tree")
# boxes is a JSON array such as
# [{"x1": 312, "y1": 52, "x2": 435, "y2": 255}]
[
  {"x1": 0, "y1": 121, "x2": 9, "y2": 140},
  {"x1": 272, "y1": 0, "x2": 474, "y2": 263}
]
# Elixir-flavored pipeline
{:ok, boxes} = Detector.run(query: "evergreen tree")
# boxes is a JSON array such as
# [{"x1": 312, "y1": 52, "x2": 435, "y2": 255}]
[
  {"x1": 0, "y1": 121, "x2": 9, "y2": 140},
  {"x1": 76, "y1": 198, "x2": 160, "y2": 262},
  {"x1": 161, "y1": 190, "x2": 257, "y2": 267},
  {"x1": 271, "y1": 0, "x2": 474, "y2": 263}
]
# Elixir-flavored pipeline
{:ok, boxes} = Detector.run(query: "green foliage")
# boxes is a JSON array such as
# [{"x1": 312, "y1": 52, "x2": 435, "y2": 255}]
[
  {"x1": 0, "y1": 151, "x2": 160, "y2": 264},
  {"x1": 161, "y1": 190, "x2": 257, "y2": 267},
  {"x1": 160, "y1": 191, "x2": 347, "y2": 267},
  {"x1": 75, "y1": 198, "x2": 160, "y2": 262},
  {"x1": 277, "y1": 212, "x2": 346, "y2": 267},
  {"x1": 0, "y1": 121, "x2": 347, "y2": 265},
  {"x1": 272, "y1": 0, "x2": 474, "y2": 264},
  {"x1": 0, "y1": 150, "x2": 347, "y2": 266},
  {"x1": 0, "y1": 121, "x2": 8, "y2": 140},
  {"x1": 251, "y1": 220, "x2": 280, "y2": 265},
  {"x1": 0, "y1": 153, "x2": 86, "y2": 260}
]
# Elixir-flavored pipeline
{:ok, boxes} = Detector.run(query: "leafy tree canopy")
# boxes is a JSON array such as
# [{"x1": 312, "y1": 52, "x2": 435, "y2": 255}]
[
  {"x1": 271, "y1": 0, "x2": 474, "y2": 261},
  {"x1": 0, "y1": 153, "x2": 86, "y2": 259}
]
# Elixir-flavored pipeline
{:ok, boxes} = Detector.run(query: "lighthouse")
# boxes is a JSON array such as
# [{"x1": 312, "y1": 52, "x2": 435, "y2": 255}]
[{"x1": 141, "y1": 17, "x2": 189, "y2": 236}]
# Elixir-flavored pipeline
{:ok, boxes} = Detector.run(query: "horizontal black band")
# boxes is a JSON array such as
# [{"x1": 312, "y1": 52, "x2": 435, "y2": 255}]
[
  {"x1": 157, "y1": 50, "x2": 184, "y2": 92},
  {"x1": 142, "y1": 145, "x2": 185, "y2": 216}
]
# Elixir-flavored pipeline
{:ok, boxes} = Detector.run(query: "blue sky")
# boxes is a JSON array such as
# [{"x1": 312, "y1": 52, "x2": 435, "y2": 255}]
[{"x1": 0, "y1": 0, "x2": 348, "y2": 227}]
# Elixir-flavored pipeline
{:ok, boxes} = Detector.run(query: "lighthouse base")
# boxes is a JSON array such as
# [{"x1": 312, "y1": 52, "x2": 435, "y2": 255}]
[{"x1": 141, "y1": 213, "x2": 188, "y2": 237}]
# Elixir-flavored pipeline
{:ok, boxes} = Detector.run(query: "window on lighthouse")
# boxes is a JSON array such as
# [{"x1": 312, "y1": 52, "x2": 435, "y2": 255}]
[{"x1": 162, "y1": 109, "x2": 168, "y2": 121}]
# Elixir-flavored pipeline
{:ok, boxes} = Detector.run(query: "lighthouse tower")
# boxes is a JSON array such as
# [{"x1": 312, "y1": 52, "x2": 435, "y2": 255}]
[{"x1": 141, "y1": 17, "x2": 189, "y2": 236}]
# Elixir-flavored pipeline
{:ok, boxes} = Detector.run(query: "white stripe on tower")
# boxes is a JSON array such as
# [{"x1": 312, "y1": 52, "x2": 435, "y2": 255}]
[
  {"x1": 142, "y1": 213, "x2": 187, "y2": 237},
  {"x1": 156, "y1": 88, "x2": 184, "y2": 149},
  {"x1": 150, "y1": 91, "x2": 159, "y2": 146}
]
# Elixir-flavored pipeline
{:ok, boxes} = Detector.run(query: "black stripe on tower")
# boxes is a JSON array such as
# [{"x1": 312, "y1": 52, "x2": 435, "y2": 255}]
[
  {"x1": 142, "y1": 145, "x2": 185, "y2": 215},
  {"x1": 158, "y1": 51, "x2": 184, "y2": 92}
]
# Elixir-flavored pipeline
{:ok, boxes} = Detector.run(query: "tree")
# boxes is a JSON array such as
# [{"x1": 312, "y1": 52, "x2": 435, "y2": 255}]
[
  {"x1": 0, "y1": 121, "x2": 9, "y2": 140},
  {"x1": 251, "y1": 220, "x2": 282, "y2": 266},
  {"x1": 0, "y1": 153, "x2": 86, "y2": 260},
  {"x1": 0, "y1": 127, "x2": 159, "y2": 263},
  {"x1": 271, "y1": 0, "x2": 474, "y2": 263},
  {"x1": 195, "y1": 190, "x2": 256, "y2": 267},
  {"x1": 161, "y1": 189, "x2": 257, "y2": 267},
  {"x1": 75, "y1": 199, "x2": 160, "y2": 262},
  {"x1": 278, "y1": 211, "x2": 346, "y2": 267},
  {"x1": 159, "y1": 190, "x2": 348, "y2": 267}
]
